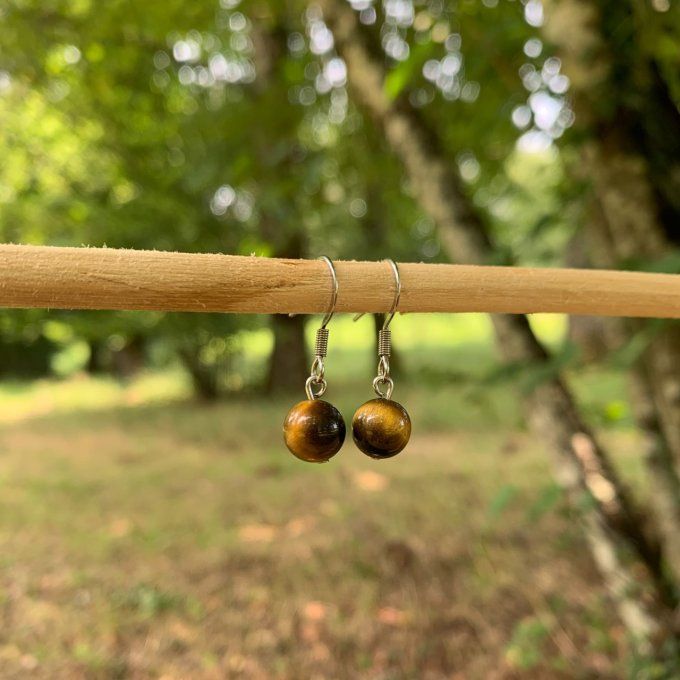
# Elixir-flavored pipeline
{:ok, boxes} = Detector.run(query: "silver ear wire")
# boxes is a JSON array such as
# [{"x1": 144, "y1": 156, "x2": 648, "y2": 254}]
[
  {"x1": 381, "y1": 259, "x2": 401, "y2": 330},
  {"x1": 289, "y1": 255, "x2": 338, "y2": 320},
  {"x1": 372, "y1": 259, "x2": 400, "y2": 399},
  {"x1": 318, "y1": 255, "x2": 338, "y2": 329},
  {"x1": 353, "y1": 258, "x2": 401, "y2": 324},
  {"x1": 351, "y1": 259, "x2": 401, "y2": 399},
  {"x1": 305, "y1": 256, "x2": 338, "y2": 400}
]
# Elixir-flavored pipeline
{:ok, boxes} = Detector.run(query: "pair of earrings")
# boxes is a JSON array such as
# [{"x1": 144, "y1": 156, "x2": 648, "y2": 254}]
[{"x1": 283, "y1": 257, "x2": 411, "y2": 463}]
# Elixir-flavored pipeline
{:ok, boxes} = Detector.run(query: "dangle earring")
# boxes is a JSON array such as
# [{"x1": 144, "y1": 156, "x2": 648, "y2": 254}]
[
  {"x1": 283, "y1": 256, "x2": 346, "y2": 463},
  {"x1": 352, "y1": 260, "x2": 411, "y2": 459}
]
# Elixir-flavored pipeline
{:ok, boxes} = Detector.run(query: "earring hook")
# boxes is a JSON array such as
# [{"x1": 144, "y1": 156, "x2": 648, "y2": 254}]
[
  {"x1": 319, "y1": 255, "x2": 338, "y2": 328},
  {"x1": 353, "y1": 259, "x2": 401, "y2": 325},
  {"x1": 304, "y1": 256, "x2": 338, "y2": 400},
  {"x1": 382, "y1": 259, "x2": 401, "y2": 330}
]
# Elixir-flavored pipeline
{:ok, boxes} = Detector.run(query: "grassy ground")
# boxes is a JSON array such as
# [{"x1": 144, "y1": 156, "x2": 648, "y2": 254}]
[{"x1": 0, "y1": 315, "x2": 647, "y2": 678}]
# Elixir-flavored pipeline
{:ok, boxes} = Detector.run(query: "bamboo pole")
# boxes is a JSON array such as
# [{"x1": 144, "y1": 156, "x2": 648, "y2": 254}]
[{"x1": 0, "y1": 244, "x2": 678, "y2": 318}]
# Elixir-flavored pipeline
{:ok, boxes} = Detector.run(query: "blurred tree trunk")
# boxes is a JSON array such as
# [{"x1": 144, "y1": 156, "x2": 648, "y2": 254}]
[
  {"x1": 179, "y1": 345, "x2": 219, "y2": 401},
  {"x1": 86, "y1": 339, "x2": 106, "y2": 374},
  {"x1": 322, "y1": 0, "x2": 676, "y2": 647},
  {"x1": 544, "y1": 0, "x2": 680, "y2": 586},
  {"x1": 267, "y1": 313, "x2": 308, "y2": 394},
  {"x1": 564, "y1": 234, "x2": 616, "y2": 362},
  {"x1": 110, "y1": 335, "x2": 146, "y2": 380},
  {"x1": 87, "y1": 336, "x2": 148, "y2": 378},
  {"x1": 265, "y1": 232, "x2": 309, "y2": 394},
  {"x1": 252, "y1": 17, "x2": 309, "y2": 395},
  {"x1": 360, "y1": 179, "x2": 402, "y2": 374}
]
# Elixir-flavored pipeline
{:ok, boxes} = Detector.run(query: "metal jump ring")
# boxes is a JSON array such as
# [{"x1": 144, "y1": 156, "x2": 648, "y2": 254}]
[
  {"x1": 373, "y1": 375, "x2": 394, "y2": 400},
  {"x1": 306, "y1": 375, "x2": 328, "y2": 400}
]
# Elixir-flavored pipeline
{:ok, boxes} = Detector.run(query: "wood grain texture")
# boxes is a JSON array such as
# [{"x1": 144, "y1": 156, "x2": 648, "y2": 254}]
[{"x1": 0, "y1": 244, "x2": 678, "y2": 317}]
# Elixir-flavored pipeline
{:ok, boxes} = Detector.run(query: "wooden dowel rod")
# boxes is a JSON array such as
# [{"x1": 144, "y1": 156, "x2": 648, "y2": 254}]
[{"x1": 0, "y1": 244, "x2": 678, "y2": 318}]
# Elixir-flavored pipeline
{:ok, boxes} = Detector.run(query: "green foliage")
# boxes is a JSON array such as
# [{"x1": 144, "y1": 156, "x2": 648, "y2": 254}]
[
  {"x1": 526, "y1": 483, "x2": 563, "y2": 522},
  {"x1": 383, "y1": 40, "x2": 436, "y2": 100},
  {"x1": 115, "y1": 583, "x2": 185, "y2": 619},
  {"x1": 1, "y1": 0, "x2": 677, "y2": 392},
  {"x1": 487, "y1": 483, "x2": 519, "y2": 521},
  {"x1": 629, "y1": 636, "x2": 680, "y2": 680},
  {"x1": 0, "y1": 0, "x2": 441, "y2": 383},
  {"x1": 505, "y1": 616, "x2": 551, "y2": 670}
]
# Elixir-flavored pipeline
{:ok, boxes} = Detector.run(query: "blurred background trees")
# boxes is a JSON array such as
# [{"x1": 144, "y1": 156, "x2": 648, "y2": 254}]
[{"x1": 1, "y1": 0, "x2": 680, "y2": 663}]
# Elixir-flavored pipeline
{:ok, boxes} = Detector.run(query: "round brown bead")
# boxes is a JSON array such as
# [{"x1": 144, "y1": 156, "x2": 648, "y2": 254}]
[
  {"x1": 352, "y1": 398, "x2": 411, "y2": 459},
  {"x1": 283, "y1": 399, "x2": 346, "y2": 463}
]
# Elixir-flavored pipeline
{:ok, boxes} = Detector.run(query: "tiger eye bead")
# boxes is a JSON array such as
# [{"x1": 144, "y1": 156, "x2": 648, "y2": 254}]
[
  {"x1": 283, "y1": 399, "x2": 346, "y2": 463},
  {"x1": 352, "y1": 398, "x2": 411, "y2": 459}
]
